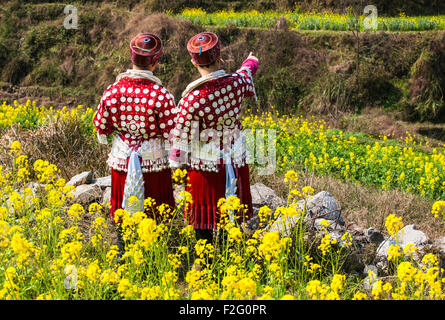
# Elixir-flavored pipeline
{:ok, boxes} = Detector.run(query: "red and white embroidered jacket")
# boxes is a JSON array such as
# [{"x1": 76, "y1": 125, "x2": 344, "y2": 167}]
[
  {"x1": 169, "y1": 58, "x2": 258, "y2": 172},
  {"x1": 94, "y1": 70, "x2": 177, "y2": 172}
]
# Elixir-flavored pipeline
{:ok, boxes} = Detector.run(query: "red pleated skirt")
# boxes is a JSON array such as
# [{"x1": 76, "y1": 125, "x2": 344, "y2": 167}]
[
  {"x1": 185, "y1": 164, "x2": 253, "y2": 230},
  {"x1": 109, "y1": 168, "x2": 175, "y2": 222}
]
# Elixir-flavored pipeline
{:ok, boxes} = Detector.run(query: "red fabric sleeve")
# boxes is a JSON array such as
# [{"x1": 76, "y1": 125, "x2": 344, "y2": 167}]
[
  {"x1": 169, "y1": 93, "x2": 198, "y2": 166},
  {"x1": 93, "y1": 86, "x2": 116, "y2": 140},
  {"x1": 237, "y1": 58, "x2": 258, "y2": 99},
  {"x1": 155, "y1": 87, "x2": 177, "y2": 143}
]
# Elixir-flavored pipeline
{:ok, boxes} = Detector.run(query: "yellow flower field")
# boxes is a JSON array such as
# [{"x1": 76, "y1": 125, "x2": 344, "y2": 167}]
[
  {"x1": 173, "y1": 8, "x2": 445, "y2": 32},
  {"x1": 0, "y1": 100, "x2": 443, "y2": 300}
]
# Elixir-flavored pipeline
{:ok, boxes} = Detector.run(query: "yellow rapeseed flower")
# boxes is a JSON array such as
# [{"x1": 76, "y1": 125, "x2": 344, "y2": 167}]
[{"x1": 385, "y1": 214, "x2": 404, "y2": 236}]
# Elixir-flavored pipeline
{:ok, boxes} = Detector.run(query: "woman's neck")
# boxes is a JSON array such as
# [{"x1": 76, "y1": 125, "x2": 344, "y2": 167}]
[
  {"x1": 197, "y1": 65, "x2": 220, "y2": 77},
  {"x1": 132, "y1": 64, "x2": 155, "y2": 72}
]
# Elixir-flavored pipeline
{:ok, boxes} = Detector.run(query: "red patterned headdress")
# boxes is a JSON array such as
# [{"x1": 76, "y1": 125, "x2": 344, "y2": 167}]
[
  {"x1": 130, "y1": 33, "x2": 163, "y2": 67},
  {"x1": 187, "y1": 32, "x2": 220, "y2": 66}
]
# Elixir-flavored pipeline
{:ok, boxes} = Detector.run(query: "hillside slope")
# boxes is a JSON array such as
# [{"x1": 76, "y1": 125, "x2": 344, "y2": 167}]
[{"x1": 0, "y1": 1, "x2": 444, "y2": 123}]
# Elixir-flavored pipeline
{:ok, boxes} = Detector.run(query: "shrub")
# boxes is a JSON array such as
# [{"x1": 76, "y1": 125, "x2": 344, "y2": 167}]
[{"x1": 408, "y1": 36, "x2": 445, "y2": 121}]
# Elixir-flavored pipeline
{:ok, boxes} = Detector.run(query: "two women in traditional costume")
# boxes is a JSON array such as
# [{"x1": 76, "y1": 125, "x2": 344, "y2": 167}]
[{"x1": 94, "y1": 31, "x2": 258, "y2": 253}]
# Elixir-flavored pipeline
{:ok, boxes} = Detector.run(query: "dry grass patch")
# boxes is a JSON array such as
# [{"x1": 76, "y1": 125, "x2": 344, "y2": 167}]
[{"x1": 0, "y1": 118, "x2": 109, "y2": 181}]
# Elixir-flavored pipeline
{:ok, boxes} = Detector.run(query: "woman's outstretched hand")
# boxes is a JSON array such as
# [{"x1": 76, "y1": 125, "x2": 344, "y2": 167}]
[{"x1": 247, "y1": 52, "x2": 258, "y2": 62}]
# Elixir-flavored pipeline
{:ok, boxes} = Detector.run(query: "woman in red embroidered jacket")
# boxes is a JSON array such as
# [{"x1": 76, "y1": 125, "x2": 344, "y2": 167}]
[
  {"x1": 169, "y1": 32, "x2": 258, "y2": 243},
  {"x1": 93, "y1": 33, "x2": 177, "y2": 244}
]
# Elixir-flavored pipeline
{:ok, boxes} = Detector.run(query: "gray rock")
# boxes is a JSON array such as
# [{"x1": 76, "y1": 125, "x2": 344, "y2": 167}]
[
  {"x1": 376, "y1": 224, "x2": 428, "y2": 260},
  {"x1": 364, "y1": 227, "x2": 385, "y2": 245},
  {"x1": 7, "y1": 187, "x2": 38, "y2": 216},
  {"x1": 102, "y1": 187, "x2": 112, "y2": 205},
  {"x1": 247, "y1": 183, "x2": 286, "y2": 231},
  {"x1": 93, "y1": 175, "x2": 111, "y2": 189},
  {"x1": 363, "y1": 264, "x2": 378, "y2": 276},
  {"x1": 267, "y1": 211, "x2": 300, "y2": 236},
  {"x1": 268, "y1": 210, "x2": 346, "y2": 238},
  {"x1": 72, "y1": 184, "x2": 102, "y2": 204},
  {"x1": 67, "y1": 171, "x2": 93, "y2": 187},
  {"x1": 305, "y1": 191, "x2": 345, "y2": 225},
  {"x1": 26, "y1": 182, "x2": 46, "y2": 195},
  {"x1": 329, "y1": 230, "x2": 345, "y2": 243},
  {"x1": 250, "y1": 183, "x2": 286, "y2": 211},
  {"x1": 362, "y1": 265, "x2": 378, "y2": 290},
  {"x1": 314, "y1": 218, "x2": 346, "y2": 232},
  {"x1": 432, "y1": 236, "x2": 445, "y2": 274},
  {"x1": 432, "y1": 236, "x2": 445, "y2": 254},
  {"x1": 249, "y1": 188, "x2": 346, "y2": 237}
]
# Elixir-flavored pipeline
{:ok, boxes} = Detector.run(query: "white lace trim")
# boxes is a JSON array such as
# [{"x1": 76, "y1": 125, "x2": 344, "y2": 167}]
[
  {"x1": 107, "y1": 135, "x2": 169, "y2": 172},
  {"x1": 115, "y1": 69, "x2": 163, "y2": 85},
  {"x1": 181, "y1": 69, "x2": 229, "y2": 98},
  {"x1": 170, "y1": 135, "x2": 247, "y2": 172}
]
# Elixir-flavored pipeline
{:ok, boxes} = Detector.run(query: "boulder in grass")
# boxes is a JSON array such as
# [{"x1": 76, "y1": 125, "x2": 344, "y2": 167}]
[
  {"x1": 250, "y1": 183, "x2": 286, "y2": 213},
  {"x1": 267, "y1": 213, "x2": 300, "y2": 236},
  {"x1": 376, "y1": 224, "x2": 428, "y2": 258},
  {"x1": 26, "y1": 182, "x2": 46, "y2": 196},
  {"x1": 102, "y1": 187, "x2": 112, "y2": 205},
  {"x1": 72, "y1": 184, "x2": 102, "y2": 205},
  {"x1": 67, "y1": 171, "x2": 93, "y2": 187},
  {"x1": 362, "y1": 265, "x2": 379, "y2": 290},
  {"x1": 247, "y1": 183, "x2": 286, "y2": 231},
  {"x1": 93, "y1": 175, "x2": 112, "y2": 190},
  {"x1": 431, "y1": 236, "x2": 445, "y2": 273},
  {"x1": 248, "y1": 186, "x2": 346, "y2": 237},
  {"x1": 375, "y1": 224, "x2": 428, "y2": 273},
  {"x1": 305, "y1": 191, "x2": 344, "y2": 225},
  {"x1": 364, "y1": 227, "x2": 385, "y2": 245},
  {"x1": 313, "y1": 218, "x2": 346, "y2": 232},
  {"x1": 432, "y1": 236, "x2": 445, "y2": 256}
]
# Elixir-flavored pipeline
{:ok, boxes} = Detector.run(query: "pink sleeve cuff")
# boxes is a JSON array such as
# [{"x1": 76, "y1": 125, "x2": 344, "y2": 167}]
[{"x1": 241, "y1": 58, "x2": 258, "y2": 75}]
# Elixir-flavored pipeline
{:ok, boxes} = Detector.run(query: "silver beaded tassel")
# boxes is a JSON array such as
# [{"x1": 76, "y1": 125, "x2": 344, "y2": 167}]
[{"x1": 122, "y1": 150, "x2": 145, "y2": 216}]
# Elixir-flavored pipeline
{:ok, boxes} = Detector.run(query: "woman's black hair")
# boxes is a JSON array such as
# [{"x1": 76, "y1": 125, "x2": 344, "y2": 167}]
[{"x1": 199, "y1": 59, "x2": 219, "y2": 69}]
